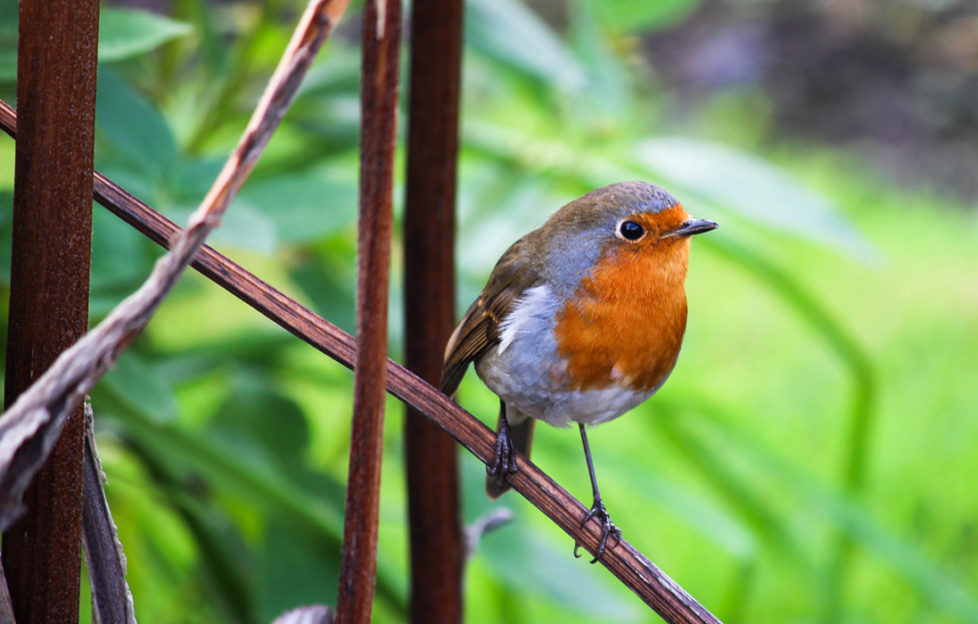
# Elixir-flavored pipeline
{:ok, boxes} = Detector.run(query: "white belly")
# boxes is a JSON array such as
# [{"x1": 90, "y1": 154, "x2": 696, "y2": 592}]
[{"x1": 475, "y1": 282, "x2": 658, "y2": 427}]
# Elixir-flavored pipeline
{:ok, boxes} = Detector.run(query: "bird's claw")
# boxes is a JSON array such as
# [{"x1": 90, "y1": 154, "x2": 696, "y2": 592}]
[
  {"x1": 573, "y1": 498, "x2": 621, "y2": 563},
  {"x1": 487, "y1": 425, "x2": 517, "y2": 478}
]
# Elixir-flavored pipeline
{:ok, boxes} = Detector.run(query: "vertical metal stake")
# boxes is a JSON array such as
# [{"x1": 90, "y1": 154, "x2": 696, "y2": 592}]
[
  {"x1": 2, "y1": 0, "x2": 100, "y2": 621},
  {"x1": 403, "y1": 0, "x2": 465, "y2": 621}
]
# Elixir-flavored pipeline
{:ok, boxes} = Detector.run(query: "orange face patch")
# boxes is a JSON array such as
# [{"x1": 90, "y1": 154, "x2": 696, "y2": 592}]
[
  {"x1": 617, "y1": 203, "x2": 690, "y2": 242},
  {"x1": 552, "y1": 203, "x2": 692, "y2": 392}
]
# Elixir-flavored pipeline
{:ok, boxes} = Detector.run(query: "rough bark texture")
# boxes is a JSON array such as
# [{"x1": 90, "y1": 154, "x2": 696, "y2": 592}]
[
  {"x1": 403, "y1": 0, "x2": 465, "y2": 621},
  {"x1": 335, "y1": 1, "x2": 402, "y2": 623},
  {"x1": 2, "y1": 1, "x2": 100, "y2": 621}
]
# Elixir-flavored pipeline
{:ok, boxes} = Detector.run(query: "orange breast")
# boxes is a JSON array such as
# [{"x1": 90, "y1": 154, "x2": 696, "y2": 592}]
[{"x1": 553, "y1": 238, "x2": 690, "y2": 393}]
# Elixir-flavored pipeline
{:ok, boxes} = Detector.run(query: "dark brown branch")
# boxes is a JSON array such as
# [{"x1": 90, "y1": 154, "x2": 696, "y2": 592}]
[
  {"x1": 0, "y1": 98, "x2": 722, "y2": 624},
  {"x1": 335, "y1": 2, "x2": 401, "y2": 623},
  {"x1": 2, "y1": 1, "x2": 99, "y2": 621},
  {"x1": 402, "y1": 0, "x2": 465, "y2": 621}
]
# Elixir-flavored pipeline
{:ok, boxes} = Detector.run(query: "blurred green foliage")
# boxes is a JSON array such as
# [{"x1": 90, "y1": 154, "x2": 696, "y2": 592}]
[{"x1": 1, "y1": 0, "x2": 977, "y2": 622}]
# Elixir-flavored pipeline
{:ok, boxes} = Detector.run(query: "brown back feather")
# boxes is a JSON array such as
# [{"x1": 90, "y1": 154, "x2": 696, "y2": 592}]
[{"x1": 440, "y1": 235, "x2": 541, "y2": 394}]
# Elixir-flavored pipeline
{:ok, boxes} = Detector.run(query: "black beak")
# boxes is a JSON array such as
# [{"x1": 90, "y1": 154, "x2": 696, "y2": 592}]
[{"x1": 664, "y1": 218, "x2": 718, "y2": 238}]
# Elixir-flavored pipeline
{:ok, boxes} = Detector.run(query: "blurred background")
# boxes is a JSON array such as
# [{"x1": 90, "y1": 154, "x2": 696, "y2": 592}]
[{"x1": 1, "y1": 0, "x2": 977, "y2": 622}]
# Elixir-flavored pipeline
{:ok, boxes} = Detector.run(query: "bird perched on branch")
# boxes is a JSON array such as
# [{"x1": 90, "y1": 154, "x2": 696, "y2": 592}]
[{"x1": 441, "y1": 181, "x2": 716, "y2": 561}]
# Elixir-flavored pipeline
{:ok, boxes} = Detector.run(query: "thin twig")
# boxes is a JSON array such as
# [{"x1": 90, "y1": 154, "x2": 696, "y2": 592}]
[
  {"x1": 0, "y1": 559, "x2": 14, "y2": 624},
  {"x1": 335, "y1": 1, "x2": 401, "y2": 623},
  {"x1": 0, "y1": 0, "x2": 346, "y2": 532},
  {"x1": 81, "y1": 401, "x2": 137, "y2": 624},
  {"x1": 273, "y1": 605, "x2": 334, "y2": 624},
  {"x1": 464, "y1": 508, "x2": 514, "y2": 559}
]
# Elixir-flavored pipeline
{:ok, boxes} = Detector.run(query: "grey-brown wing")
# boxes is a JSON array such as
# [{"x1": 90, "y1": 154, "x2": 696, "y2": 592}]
[
  {"x1": 440, "y1": 297, "x2": 495, "y2": 395},
  {"x1": 440, "y1": 235, "x2": 540, "y2": 395}
]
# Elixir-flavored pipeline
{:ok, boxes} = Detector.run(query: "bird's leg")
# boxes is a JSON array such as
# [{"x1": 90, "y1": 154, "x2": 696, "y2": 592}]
[
  {"x1": 488, "y1": 400, "x2": 517, "y2": 478},
  {"x1": 573, "y1": 423, "x2": 621, "y2": 563}
]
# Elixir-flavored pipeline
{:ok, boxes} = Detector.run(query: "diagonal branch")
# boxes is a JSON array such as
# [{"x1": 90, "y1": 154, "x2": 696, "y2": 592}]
[
  {"x1": 0, "y1": 0, "x2": 347, "y2": 532},
  {"x1": 0, "y1": 98, "x2": 721, "y2": 623}
]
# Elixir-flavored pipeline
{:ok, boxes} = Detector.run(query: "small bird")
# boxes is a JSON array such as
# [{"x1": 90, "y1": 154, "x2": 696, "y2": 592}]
[{"x1": 441, "y1": 181, "x2": 716, "y2": 561}]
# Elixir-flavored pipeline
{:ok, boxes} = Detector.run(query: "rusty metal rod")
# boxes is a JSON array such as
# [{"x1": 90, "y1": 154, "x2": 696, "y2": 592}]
[
  {"x1": 335, "y1": 1, "x2": 402, "y2": 623},
  {"x1": 402, "y1": 0, "x2": 465, "y2": 620},
  {"x1": 1, "y1": 1, "x2": 100, "y2": 621}
]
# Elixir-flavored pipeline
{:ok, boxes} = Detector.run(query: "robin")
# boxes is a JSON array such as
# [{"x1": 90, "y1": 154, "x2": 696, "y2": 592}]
[{"x1": 441, "y1": 181, "x2": 716, "y2": 561}]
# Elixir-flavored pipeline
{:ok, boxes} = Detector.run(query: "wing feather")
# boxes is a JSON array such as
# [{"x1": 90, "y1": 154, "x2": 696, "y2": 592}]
[{"x1": 440, "y1": 235, "x2": 540, "y2": 394}]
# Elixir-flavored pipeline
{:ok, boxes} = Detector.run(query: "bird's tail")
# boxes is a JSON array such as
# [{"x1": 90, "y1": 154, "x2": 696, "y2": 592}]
[{"x1": 486, "y1": 406, "x2": 535, "y2": 499}]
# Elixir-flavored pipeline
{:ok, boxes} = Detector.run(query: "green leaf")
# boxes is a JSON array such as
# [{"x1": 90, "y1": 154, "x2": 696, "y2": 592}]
[
  {"x1": 105, "y1": 398, "x2": 345, "y2": 540},
  {"x1": 256, "y1": 518, "x2": 340, "y2": 622},
  {"x1": 466, "y1": 0, "x2": 586, "y2": 92},
  {"x1": 567, "y1": 1, "x2": 632, "y2": 118},
  {"x1": 102, "y1": 351, "x2": 180, "y2": 422},
  {"x1": 0, "y1": 191, "x2": 12, "y2": 280},
  {"x1": 164, "y1": 156, "x2": 279, "y2": 253},
  {"x1": 96, "y1": 67, "x2": 178, "y2": 175},
  {"x1": 480, "y1": 520, "x2": 642, "y2": 622},
  {"x1": 236, "y1": 172, "x2": 357, "y2": 244},
  {"x1": 288, "y1": 255, "x2": 356, "y2": 335},
  {"x1": 581, "y1": 444, "x2": 758, "y2": 560},
  {"x1": 98, "y1": 8, "x2": 191, "y2": 62},
  {"x1": 458, "y1": 460, "x2": 640, "y2": 622},
  {"x1": 118, "y1": 436, "x2": 258, "y2": 623},
  {"x1": 90, "y1": 204, "x2": 152, "y2": 291},
  {"x1": 0, "y1": 49, "x2": 14, "y2": 83},
  {"x1": 660, "y1": 403, "x2": 978, "y2": 624},
  {"x1": 89, "y1": 203, "x2": 157, "y2": 317},
  {"x1": 98, "y1": 439, "x2": 231, "y2": 622},
  {"x1": 0, "y1": 3, "x2": 16, "y2": 36},
  {"x1": 635, "y1": 137, "x2": 878, "y2": 260},
  {"x1": 0, "y1": 4, "x2": 16, "y2": 82},
  {"x1": 168, "y1": 201, "x2": 278, "y2": 254},
  {"x1": 210, "y1": 368, "x2": 310, "y2": 470},
  {"x1": 170, "y1": 157, "x2": 225, "y2": 200},
  {"x1": 588, "y1": 0, "x2": 702, "y2": 33},
  {"x1": 212, "y1": 202, "x2": 280, "y2": 254}
]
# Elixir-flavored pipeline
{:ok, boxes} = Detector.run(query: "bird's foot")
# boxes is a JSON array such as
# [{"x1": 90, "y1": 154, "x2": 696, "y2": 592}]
[
  {"x1": 487, "y1": 420, "x2": 517, "y2": 479},
  {"x1": 574, "y1": 497, "x2": 621, "y2": 563}
]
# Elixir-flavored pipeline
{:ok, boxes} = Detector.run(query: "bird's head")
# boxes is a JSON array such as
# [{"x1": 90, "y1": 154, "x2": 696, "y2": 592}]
[{"x1": 538, "y1": 181, "x2": 717, "y2": 296}]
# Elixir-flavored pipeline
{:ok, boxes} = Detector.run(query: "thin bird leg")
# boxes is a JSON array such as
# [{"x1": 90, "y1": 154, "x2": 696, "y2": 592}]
[
  {"x1": 488, "y1": 400, "x2": 517, "y2": 478},
  {"x1": 573, "y1": 423, "x2": 621, "y2": 563}
]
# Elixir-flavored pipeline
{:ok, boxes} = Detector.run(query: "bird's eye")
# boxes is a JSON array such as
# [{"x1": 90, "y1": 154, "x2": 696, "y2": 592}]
[{"x1": 618, "y1": 220, "x2": 645, "y2": 241}]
